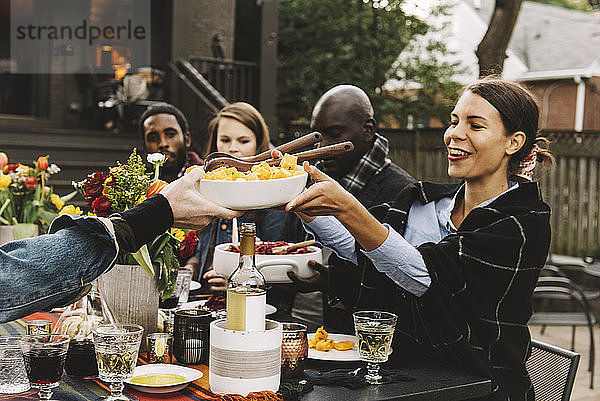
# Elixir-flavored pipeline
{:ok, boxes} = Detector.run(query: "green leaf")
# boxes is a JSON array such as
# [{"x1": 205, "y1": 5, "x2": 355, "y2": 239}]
[
  {"x1": 60, "y1": 190, "x2": 78, "y2": 202},
  {"x1": 149, "y1": 233, "x2": 171, "y2": 260},
  {"x1": 38, "y1": 208, "x2": 58, "y2": 225},
  {"x1": 131, "y1": 244, "x2": 155, "y2": 278}
]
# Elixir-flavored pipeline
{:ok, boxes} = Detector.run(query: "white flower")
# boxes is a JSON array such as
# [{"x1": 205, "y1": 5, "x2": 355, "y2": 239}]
[
  {"x1": 147, "y1": 153, "x2": 166, "y2": 165},
  {"x1": 47, "y1": 164, "x2": 61, "y2": 174}
]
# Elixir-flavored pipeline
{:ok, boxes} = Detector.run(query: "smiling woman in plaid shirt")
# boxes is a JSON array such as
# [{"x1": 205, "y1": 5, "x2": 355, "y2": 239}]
[{"x1": 284, "y1": 78, "x2": 554, "y2": 401}]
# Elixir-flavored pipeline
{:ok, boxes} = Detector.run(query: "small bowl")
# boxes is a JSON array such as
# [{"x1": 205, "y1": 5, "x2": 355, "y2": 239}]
[{"x1": 198, "y1": 166, "x2": 308, "y2": 210}]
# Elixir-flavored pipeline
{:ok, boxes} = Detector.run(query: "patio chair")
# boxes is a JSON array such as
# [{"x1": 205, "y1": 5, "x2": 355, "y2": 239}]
[
  {"x1": 526, "y1": 339, "x2": 580, "y2": 401},
  {"x1": 528, "y1": 273, "x2": 596, "y2": 388}
]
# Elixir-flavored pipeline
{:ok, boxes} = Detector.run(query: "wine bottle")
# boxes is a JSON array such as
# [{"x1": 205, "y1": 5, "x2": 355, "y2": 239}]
[{"x1": 226, "y1": 223, "x2": 266, "y2": 331}]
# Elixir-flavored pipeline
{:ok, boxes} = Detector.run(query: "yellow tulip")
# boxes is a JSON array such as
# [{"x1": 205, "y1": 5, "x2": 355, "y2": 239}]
[
  {"x1": 0, "y1": 173, "x2": 10, "y2": 188},
  {"x1": 51, "y1": 194, "x2": 64, "y2": 210},
  {"x1": 59, "y1": 205, "x2": 83, "y2": 216}
]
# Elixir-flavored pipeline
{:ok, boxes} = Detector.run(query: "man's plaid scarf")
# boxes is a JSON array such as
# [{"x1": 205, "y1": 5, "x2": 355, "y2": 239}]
[{"x1": 339, "y1": 133, "x2": 391, "y2": 196}]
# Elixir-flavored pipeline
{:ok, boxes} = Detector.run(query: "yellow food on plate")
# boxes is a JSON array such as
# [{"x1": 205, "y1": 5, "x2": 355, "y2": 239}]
[
  {"x1": 129, "y1": 373, "x2": 187, "y2": 386},
  {"x1": 333, "y1": 341, "x2": 355, "y2": 351},
  {"x1": 203, "y1": 154, "x2": 304, "y2": 181},
  {"x1": 315, "y1": 339, "x2": 335, "y2": 351},
  {"x1": 309, "y1": 326, "x2": 355, "y2": 352},
  {"x1": 314, "y1": 326, "x2": 328, "y2": 342}
]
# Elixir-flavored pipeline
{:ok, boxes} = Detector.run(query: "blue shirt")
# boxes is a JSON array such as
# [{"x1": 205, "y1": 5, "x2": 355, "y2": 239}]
[{"x1": 305, "y1": 183, "x2": 519, "y2": 297}]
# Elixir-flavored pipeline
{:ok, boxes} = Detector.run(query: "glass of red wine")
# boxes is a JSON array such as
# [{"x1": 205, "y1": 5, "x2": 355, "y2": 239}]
[{"x1": 18, "y1": 334, "x2": 70, "y2": 400}]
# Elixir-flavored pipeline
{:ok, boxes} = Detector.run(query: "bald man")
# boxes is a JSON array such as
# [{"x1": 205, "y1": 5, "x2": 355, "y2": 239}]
[{"x1": 284, "y1": 85, "x2": 415, "y2": 330}]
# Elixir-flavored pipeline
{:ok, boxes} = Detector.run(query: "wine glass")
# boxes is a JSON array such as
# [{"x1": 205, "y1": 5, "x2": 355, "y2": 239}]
[
  {"x1": 353, "y1": 311, "x2": 397, "y2": 385},
  {"x1": 18, "y1": 334, "x2": 70, "y2": 400},
  {"x1": 92, "y1": 324, "x2": 143, "y2": 401}
]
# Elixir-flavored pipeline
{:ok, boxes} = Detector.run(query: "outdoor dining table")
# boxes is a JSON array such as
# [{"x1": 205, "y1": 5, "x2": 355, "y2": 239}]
[{"x1": 0, "y1": 310, "x2": 491, "y2": 401}]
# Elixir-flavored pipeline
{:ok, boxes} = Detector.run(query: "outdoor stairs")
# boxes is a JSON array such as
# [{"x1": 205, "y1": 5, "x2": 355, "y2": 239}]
[{"x1": 1, "y1": 124, "x2": 140, "y2": 208}]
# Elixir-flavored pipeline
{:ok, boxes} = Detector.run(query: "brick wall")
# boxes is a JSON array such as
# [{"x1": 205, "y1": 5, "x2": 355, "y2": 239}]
[
  {"x1": 171, "y1": 0, "x2": 235, "y2": 60},
  {"x1": 526, "y1": 78, "x2": 600, "y2": 131}
]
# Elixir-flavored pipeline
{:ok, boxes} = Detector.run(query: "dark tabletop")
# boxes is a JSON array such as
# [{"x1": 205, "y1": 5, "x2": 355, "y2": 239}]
[{"x1": 302, "y1": 359, "x2": 491, "y2": 401}]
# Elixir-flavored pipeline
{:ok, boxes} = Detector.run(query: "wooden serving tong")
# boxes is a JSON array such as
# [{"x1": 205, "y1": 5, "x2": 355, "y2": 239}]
[
  {"x1": 271, "y1": 239, "x2": 316, "y2": 255},
  {"x1": 204, "y1": 131, "x2": 323, "y2": 166},
  {"x1": 204, "y1": 141, "x2": 355, "y2": 172}
]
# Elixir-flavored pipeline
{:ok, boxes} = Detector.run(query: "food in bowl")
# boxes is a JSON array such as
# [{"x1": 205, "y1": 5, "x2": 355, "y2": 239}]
[
  {"x1": 203, "y1": 154, "x2": 301, "y2": 181},
  {"x1": 226, "y1": 241, "x2": 315, "y2": 255},
  {"x1": 212, "y1": 242, "x2": 322, "y2": 283}
]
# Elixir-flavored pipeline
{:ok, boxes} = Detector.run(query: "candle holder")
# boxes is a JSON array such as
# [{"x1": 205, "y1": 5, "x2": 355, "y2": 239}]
[
  {"x1": 281, "y1": 323, "x2": 308, "y2": 379},
  {"x1": 173, "y1": 309, "x2": 212, "y2": 364}
]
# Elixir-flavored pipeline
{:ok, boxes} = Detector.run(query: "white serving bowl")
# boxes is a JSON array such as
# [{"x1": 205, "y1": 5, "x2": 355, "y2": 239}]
[
  {"x1": 198, "y1": 166, "x2": 308, "y2": 210},
  {"x1": 212, "y1": 243, "x2": 322, "y2": 283}
]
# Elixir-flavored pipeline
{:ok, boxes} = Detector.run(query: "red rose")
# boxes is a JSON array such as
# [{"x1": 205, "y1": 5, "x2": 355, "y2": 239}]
[
  {"x1": 91, "y1": 195, "x2": 113, "y2": 217},
  {"x1": 4, "y1": 163, "x2": 20, "y2": 173},
  {"x1": 83, "y1": 172, "x2": 107, "y2": 205},
  {"x1": 24, "y1": 176, "x2": 38, "y2": 189},
  {"x1": 179, "y1": 231, "x2": 199, "y2": 260},
  {"x1": 36, "y1": 156, "x2": 48, "y2": 171}
]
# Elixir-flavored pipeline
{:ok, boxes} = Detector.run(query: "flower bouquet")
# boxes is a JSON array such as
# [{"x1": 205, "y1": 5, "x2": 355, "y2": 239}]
[
  {"x1": 0, "y1": 152, "x2": 76, "y2": 233},
  {"x1": 69, "y1": 149, "x2": 198, "y2": 299}
]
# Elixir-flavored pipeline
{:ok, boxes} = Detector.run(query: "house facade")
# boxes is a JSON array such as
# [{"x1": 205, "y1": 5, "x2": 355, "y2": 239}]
[{"x1": 387, "y1": 0, "x2": 600, "y2": 131}]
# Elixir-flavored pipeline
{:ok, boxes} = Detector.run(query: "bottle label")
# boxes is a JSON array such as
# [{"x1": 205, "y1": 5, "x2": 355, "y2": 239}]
[{"x1": 226, "y1": 289, "x2": 266, "y2": 331}]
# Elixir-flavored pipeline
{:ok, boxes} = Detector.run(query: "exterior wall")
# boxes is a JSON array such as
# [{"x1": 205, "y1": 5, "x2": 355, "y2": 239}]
[
  {"x1": 525, "y1": 78, "x2": 600, "y2": 131},
  {"x1": 171, "y1": 0, "x2": 235, "y2": 60},
  {"x1": 584, "y1": 77, "x2": 600, "y2": 131}
]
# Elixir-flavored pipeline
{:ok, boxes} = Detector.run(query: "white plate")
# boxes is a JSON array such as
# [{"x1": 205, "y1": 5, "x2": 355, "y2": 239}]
[
  {"x1": 190, "y1": 281, "x2": 201, "y2": 291},
  {"x1": 308, "y1": 333, "x2": 360, "y2": 361},
  {"x1": 125, "y1": 364, "x2": 202, "y2": 394},
  {"x1": 181, "y1": 300, "x2": 277, "y2": 315}
]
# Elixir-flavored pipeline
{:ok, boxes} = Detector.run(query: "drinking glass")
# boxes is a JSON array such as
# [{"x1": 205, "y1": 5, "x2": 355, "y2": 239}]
[
  {"x1": 353, "y1": 311, "x2": 397, "y2": 385},
  {"x1": 177, "y1": 267, "x2": 194, "y2": 306},
  {"x1": 0, "y1": 336, "x2": 30, "y2": 394},
  {"x1": 92, "y1": 324, "x2": 143, "y2": 401},
  {"x1": 18, "y1": 334, "x2": 70, "y2": 400}
]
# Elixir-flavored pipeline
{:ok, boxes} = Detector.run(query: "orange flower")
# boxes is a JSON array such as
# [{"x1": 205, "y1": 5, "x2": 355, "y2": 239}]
[
  {"x1": 36, "y1": 156, "x2": 49, "y2": 171},
  {"x1": 146, "y1": 179, "x2": 168, "y2": 198},
  {"x1": 0, "y1": 152, "x2": 7, "y2": 169}
]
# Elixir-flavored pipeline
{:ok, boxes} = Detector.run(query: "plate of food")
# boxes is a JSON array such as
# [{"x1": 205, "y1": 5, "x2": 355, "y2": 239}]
[
  {"x1": 308, "y1": 326, "x2": 359, "y2": 362},
  {"x1": 125, "y1": 364, "x2": 202, "y2": 393},
  {"x1": 198, "y1": 158, "x2": 308, "y2": 210}
]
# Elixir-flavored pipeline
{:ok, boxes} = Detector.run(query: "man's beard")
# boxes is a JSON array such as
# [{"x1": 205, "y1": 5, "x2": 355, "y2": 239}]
[{"x1": 162, "y1": 147, "x2": 187, "y2": 178}]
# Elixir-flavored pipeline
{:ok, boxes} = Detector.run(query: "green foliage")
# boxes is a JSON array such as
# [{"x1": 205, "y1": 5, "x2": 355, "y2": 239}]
[
  {"x1": 103, "y1": 149, "x2": 153, "y2": 212},
  {"x1": 277, "y1": 0, "x2": 463, "y2": 134},
  {"x1": 529, "y1": 0, "x2": 592, "y2": 12}
]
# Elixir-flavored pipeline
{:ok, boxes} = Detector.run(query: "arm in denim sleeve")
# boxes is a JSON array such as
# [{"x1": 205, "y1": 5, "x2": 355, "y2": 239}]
[
  {"x1": 303, "y1": 216, "x2": 357, "y2": 264},
  {"x1": 362, "y1": 224, "x2": 431, "y2": 297},
  {"x1": 0, "y1": 214, "x2": 118, "y2": 323}
]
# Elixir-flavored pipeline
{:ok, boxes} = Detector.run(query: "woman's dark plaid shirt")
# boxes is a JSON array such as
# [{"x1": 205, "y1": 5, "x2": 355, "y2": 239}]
[{"x1": 355, "y1": 181, "x2": 551, "y2": 401}]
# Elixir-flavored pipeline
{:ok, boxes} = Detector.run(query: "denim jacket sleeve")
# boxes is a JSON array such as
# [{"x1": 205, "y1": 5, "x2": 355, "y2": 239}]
[{"x1": 0, "y1": 214, "x2": 118, "y2": 323}]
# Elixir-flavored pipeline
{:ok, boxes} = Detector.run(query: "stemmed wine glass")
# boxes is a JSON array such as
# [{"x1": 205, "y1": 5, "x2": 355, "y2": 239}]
[
  {"x1": 18, "y1": 334, "x2": 70, "y2": 400},
  {"x1": 92, "y1": 324, "x2": 143, "y2": 401},
  {"x1": 353, "y1": 311, "x2": 397, "y2": 385}
]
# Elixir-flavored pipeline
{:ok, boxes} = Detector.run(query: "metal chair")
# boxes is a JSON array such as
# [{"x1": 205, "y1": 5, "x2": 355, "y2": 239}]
[
  {"x1": 526, "y1": 339, "x2": 580, "y2": 401},
  {"x1": 528, "y1": 271, "x2": 596, "y2": 388}
]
